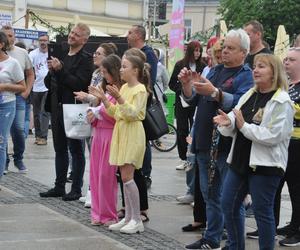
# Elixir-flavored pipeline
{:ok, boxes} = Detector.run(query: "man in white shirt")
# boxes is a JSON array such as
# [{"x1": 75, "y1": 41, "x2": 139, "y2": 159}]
[{"x1": 29, "y1": 34, "x2": 50, "y2": 145}]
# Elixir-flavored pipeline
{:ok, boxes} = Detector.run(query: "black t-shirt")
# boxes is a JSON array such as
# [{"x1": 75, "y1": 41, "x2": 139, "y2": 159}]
[
  {"x1": 245, "y1": 47, "x2": 272, "y2": 69},
  {"x1": 231, "y1": 90, "x2": 283, "y2": 176}
]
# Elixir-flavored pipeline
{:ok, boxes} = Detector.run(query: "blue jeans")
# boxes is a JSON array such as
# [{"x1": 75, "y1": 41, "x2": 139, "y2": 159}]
[
  {"x1": 0, "y1": 101, "x2": 16, "y2": 176},
  {"x1": 186, "y1": 151, "x2": 196, "y2": 195},
  {"x1": 196, "y1": 151, "x2": 229, "y2": 246},
  {"x1": 222, "y1": 168, "x2": 281, "y2": 250},
  {"x1": 7, "y1": 95, "x2": 26, "y2": 167},
  {"x1": 24, "y1": 97, "x2": 31, "y2": 138}
]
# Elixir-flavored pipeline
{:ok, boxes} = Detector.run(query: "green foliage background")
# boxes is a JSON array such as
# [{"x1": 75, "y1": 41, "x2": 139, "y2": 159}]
[{"x1": 218, "y1": 0, "x2": 300, "y2": 48}]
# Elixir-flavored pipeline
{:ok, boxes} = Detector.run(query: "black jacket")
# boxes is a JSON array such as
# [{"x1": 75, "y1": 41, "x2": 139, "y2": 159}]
[{"x1": 45, "y1": 48, "x2": 93, "y2": 112}]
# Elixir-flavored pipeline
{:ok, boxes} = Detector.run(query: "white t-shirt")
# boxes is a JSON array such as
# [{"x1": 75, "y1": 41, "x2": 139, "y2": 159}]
[
  {"x1": 29, "y1": 48, "x2": 48, "y2": 92},
  {"x1": 0, "y1": 56, "x2": 24, "y2": 104}
]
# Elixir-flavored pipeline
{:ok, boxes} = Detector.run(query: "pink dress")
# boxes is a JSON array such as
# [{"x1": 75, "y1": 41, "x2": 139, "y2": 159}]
[{"x1": 90, "y1": 95, "x2": 118, "y2": 224}]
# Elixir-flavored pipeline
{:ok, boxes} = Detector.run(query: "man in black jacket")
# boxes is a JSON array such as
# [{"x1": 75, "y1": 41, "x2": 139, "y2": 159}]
[{"x1": 40, "y1": 23, "x2": 93, "y2": 201}]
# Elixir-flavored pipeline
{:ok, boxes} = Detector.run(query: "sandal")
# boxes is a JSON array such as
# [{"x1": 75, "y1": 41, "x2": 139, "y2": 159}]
[
  {"x1": 117, "y1": 208, "x2": 125, "y2": 219},
  {"x1": 140, "y1": 211, "x2": 149, "y2": 222}
]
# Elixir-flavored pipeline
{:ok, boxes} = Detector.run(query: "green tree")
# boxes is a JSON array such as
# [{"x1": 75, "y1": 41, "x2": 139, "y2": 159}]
[{"x1": 218, "y1": 0, "x2": 300, "y2": 48}]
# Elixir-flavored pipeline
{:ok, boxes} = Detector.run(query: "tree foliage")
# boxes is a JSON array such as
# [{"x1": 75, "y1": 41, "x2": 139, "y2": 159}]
[{"x1": 218, "y1": 0, "x2": 300, "y2": 48}]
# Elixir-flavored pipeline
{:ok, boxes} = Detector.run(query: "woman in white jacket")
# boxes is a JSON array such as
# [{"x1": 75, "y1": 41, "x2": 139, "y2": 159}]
[{"x1": 214, "y1": 54, "x2": 294, "y2": 250}]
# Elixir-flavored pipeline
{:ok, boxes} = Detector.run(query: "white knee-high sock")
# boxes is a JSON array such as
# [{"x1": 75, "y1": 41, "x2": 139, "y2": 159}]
[
  {"x1": 124, "y1": 179, "x2": 141, "y2": 223},
  {"x1": 124, "y1": 182, "x2": 132, "y2": 223}
]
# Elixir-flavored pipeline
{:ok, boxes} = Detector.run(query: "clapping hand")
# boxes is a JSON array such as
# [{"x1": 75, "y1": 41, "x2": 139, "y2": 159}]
[
  {"x1": 86, "y1": 110, "x2": 95, "y2": 123},
  {"x1": 88, "y1": 85, "x2": 106, "y2": 101},
  {"x1": 213, "y1": 109, "x2": 231, "y2": 127},
  {"x1": 233, "y1": 109, "x2": 245, "y2": 129},
  {"x1": 74, "y1": 91, "x2": 89, "y2": 102},
  {"x1": 178, "y1": 68, "x2": 201, "y2": 87},
  {"x1": 193, "y1": 76, "x2": 215, "y2": 96},
  {"x1": 106, "y1": 85, "x2": 120, "y2": 99}
]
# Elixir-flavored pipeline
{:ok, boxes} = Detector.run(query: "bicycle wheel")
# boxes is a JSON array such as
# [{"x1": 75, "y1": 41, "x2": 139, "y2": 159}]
[{"x1": 152, "y1": 123, "x2": 177, "y2": 152}]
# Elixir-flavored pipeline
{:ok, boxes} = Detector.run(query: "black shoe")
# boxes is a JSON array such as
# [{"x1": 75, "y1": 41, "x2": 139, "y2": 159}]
[
  {"x1": 279, "y1": 232, "x2": 300, "y2": 247},
  {"x1": 221, "y1": 246, "x2": 229, "y2": 250},
  {"x1": 185, "y1": 238, "x2": 220, "y2": 249},
  {"x1": 277, "y1": 223, "x2": 297, "y2": 236},
  {"x1": 62, "y1": 190, "x2": 82, "y2": 201},
  {"x1": 247, "y1": 229, "x2": 259, "y2": 239},
  {"x1": 145, "y1": 176, "x2": 152, "y2": 189},
  {"x1": 66, "y1": 172, "x2": 73, "y2": 183},
  {"x1": 40, "y1": 188, "x2": 65, "y2": 198},
  {"x1": 182, "y1": 223, "x2": 206, "y2": 232}
]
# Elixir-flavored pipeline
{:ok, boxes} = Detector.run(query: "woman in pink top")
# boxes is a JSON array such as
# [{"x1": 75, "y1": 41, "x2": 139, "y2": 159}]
[{"x1": 87, "y1": 54, "x2": 122, "y2": 225}]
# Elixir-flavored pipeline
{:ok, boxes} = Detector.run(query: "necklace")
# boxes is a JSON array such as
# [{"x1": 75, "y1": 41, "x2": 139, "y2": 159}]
[{"x1": 252, "y1": 93, "x2": 259, "y2": 112}]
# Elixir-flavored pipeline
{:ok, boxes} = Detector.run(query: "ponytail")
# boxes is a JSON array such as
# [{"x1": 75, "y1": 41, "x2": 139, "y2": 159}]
[{"x1": 143, "y1": 63, "x2": 152, "y2": 94}]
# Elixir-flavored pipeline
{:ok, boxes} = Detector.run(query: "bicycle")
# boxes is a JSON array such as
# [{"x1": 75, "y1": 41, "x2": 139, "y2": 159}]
[{"x1": 151, "y1": 123, "x2": 177, "y2": 152}]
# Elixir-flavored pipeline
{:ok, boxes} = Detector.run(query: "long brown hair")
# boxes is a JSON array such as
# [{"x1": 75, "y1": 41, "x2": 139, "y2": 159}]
[
  {"x1": 101, "y1": 54, "x2": 122, "y2": 92},
  {"x1": 123, "y1": 48, "x2": 152, "y2": 94},
  {"x1": 182, "y1": 40, "x2": 203, "y2": 66}
]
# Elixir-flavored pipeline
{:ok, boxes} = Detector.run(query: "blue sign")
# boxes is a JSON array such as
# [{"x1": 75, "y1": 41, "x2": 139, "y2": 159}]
[{"x1": 14, "y1": 28, "x2": 47, "y2": 40}]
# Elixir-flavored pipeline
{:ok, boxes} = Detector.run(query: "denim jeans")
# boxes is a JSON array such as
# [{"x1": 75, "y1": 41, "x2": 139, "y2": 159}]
[
  {"x1": 0, "y1": 101, "x2": 15, "y2": 176},
  {"x1": 222, "y1": 168, "x2": 281, "y2": 250},
  {"x1": 7, "y1": 95, "x2": 26, "y2": 167},
  {"x1": 24, "y1": 97, "x2": 31, "y2": 138},
  {"x1": 186, "y1": 150, "x2": 196, "y2": 195},
  {"x1": 196, "y1": 151, "x2": 229, "y2": 246}
]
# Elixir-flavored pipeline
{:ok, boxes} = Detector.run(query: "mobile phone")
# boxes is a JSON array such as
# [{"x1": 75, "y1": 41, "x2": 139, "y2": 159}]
[{"x1": 48, "y1": 43, "x2": 63, "y2": 60}]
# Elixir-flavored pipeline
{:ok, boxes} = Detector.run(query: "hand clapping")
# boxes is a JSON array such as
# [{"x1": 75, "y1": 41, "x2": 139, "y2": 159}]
[
  {"x1": 213, "y1": 109, "x2": 231, "y2": 127},
  {"x1": 88, "y1": 85, "x2": 106, "y2": 101}
]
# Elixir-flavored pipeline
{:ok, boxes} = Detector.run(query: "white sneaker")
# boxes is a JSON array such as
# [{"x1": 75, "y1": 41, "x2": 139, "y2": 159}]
[
  {"x1": 84, "y1": 190, "x2": 91, "y2": 208},
  {"x1": 79, "y1": 196, "x2": 86, "y2": 203},
  {"x1": 120, "y1": 219, "x2": 144, "y2": 234},
  {"x1": 176, "y1": 194, "x2": 194, "y2": 204},
  {"x1": 175, "y1": 160, "x2": 189, "y2": 170},
  {"x1": 108, "y1": 218, "x2": 127, "y2": 231}
]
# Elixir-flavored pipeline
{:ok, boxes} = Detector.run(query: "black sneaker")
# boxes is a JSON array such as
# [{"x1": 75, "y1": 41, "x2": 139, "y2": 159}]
[
  {"x1": 279, "y1": 232, "x2": 300, "y2": 247},
  {"x1": 247, "y1": 229, "x2": 259, "y2": 239},
  {"x1": 182, "y1": 223, "x2": 206, "y2": 232},
  {"x1": 40, "y1": 188, "x2": 65, "y2": 198},
  {"x1": 277, "y1": 224, "x2": 297, "y2": 236},
  {"x1": 185, "y1": 238, "x2": 221, "y2": 249},
  {"x1": 62, "y1": 190, "x2": 82, "y2": 201}
]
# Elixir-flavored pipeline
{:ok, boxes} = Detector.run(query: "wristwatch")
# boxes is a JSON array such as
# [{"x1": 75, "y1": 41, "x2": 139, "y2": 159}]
[{"x1": 210, "y1": 87, "x2": 219, "y2": 98}]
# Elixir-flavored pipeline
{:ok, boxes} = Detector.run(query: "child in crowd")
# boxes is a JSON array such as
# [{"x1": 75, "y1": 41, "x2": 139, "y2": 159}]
[
  {"x1": 89, "y1": 48, "x2": 151, "y2": 234},
  {"x1": 87, "y1": 54, "x2": 122, "y2": 226}
]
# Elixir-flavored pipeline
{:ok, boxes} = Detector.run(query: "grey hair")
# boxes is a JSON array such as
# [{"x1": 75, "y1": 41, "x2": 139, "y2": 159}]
[{"x1": 226, "y1": 28, "x2": 250, "y2": 54}]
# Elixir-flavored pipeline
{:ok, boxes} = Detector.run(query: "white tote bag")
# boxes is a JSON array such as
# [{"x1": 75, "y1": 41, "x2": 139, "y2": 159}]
[{"x1": 63, "y1": 103, "x2": 91, "y2": 139}]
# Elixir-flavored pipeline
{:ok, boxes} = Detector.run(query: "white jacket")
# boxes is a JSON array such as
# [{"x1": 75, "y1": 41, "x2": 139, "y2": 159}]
[{"x1": 218, "y1": 88, "x2": 294, "y2": 171}]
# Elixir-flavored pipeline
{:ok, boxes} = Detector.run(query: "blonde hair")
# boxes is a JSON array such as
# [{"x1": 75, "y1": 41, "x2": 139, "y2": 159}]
[
  {"x1": 254, "y1": 53, "x2": 288, "y2": 91},
  {"x1": 75, "y1": 23, "x2": 90, "y2": 38}
]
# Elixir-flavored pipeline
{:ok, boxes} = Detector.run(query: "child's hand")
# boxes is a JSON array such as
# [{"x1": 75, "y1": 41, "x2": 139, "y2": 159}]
[
  {"x1": 86, "y1": 110, "x2": 95, "y2": 123},
  {"x1": 107, "y1": 85, "x2": 120, "y2": 99},
  {"x1": 186, "y1": 135, "x2": 192, "y2": 145},
  {"x1": 89, "y1": 85, "x2": 106, "y2": 101}
]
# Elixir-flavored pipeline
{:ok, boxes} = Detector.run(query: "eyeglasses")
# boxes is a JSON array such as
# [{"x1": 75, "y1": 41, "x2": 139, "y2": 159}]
[{"x1": 93, "y1": 52, "x2": 105, "y2": 57}]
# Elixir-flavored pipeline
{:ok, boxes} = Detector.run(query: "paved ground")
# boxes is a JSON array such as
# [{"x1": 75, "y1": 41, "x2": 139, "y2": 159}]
[{"x1": 0, "y1": 133, "x2": 298, "y2": 250}]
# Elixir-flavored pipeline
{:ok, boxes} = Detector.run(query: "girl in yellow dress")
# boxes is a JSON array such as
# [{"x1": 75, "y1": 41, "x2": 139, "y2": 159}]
[{"x1": 89, "y1": 49, "x2": 151, "y2": 234}]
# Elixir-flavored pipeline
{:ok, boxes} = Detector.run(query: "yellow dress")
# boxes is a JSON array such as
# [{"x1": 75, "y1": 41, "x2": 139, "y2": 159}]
[{"x1": 107, "y1": 83, "x2": 147, "y2": 169}]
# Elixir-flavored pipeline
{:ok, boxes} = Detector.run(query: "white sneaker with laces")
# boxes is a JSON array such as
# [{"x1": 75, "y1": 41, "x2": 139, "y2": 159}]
[
  {"x1": 120, "y1": 219, "x2": 144, "y2": 234},
  {"x1": 108, "y1": 218, "x2": 127, "y2": 231},
  {"x1": 175, "y1": 160, "x2": 188, "y2": 170},
  {"x1": 79, "y1": 196, "x2": 86, "y2": 203},
  {"x1": 176, "y1": 194, "x2": 194, "y2": 204},
  {"x1": 84, "y1": 190, "x2": 91, "y2": 208}
]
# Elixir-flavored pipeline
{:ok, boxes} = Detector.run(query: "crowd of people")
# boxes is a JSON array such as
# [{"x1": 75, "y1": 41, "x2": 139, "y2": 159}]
[{"x1": 0, "y1": 19, "x2": 300, "y2": 249}]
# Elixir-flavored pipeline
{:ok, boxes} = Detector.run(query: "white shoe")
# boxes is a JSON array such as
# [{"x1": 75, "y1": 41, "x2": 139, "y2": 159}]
[
  {"x1": 84, "y1": 190, "x2": 91, "y2": 208},
  {"x1": 176, "y1": 194, "x2": 194, "y2": 204},
  {"x1": 175, "y1": 160, "x2": 188, "y2": 170},
  {"x1": 120, "y1": 219, "x2": 144, "y2": 234},
  {"x1": 108, "y1": 218, "x2": 127, "y2": 231},
  {"x1": 79, "y1": 196, "x2": 86, "y2": 203}
]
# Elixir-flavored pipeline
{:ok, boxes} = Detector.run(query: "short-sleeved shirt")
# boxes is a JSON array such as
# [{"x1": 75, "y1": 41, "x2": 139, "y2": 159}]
[
  {"x1": 0, "y1": 56, "x2": 24, "y2": 104},
  {"x1": 7, "y1": 46, "x2": 32, "y2": 72},
  {"x1": 29, "y1": 48, "x2": 48, "y2": 92}
]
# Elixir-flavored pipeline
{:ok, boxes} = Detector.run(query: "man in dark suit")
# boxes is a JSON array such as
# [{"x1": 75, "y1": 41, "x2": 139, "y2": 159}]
[{"x1": 40, "y1": 23, "x2": 93, "y2": 201}]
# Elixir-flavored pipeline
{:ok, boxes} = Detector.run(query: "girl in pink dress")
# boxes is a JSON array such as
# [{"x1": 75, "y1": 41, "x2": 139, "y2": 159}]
[{"x1": 87, "y1": 54, "x2": 122, "y2": 225}]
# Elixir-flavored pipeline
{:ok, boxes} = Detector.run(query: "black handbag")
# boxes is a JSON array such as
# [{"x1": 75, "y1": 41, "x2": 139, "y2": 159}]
[{"x1": 143, "y1": 87, "x2": 169, "y2": 140}]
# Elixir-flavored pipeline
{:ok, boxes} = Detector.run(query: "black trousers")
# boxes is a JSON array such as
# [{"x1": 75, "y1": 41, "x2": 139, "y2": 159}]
[
  {"x1": 274, "y1": 139, "x2": 300, "y2": 229},
  {"x1": 175, "y1": 103, "x2": 195, "y2": 160},
  {"x1": 194, "y1": 161, "x2": 207, "y2": 224},
  {"x1": 51, "y1": 105, "x2": 85, "y2": 193}
]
